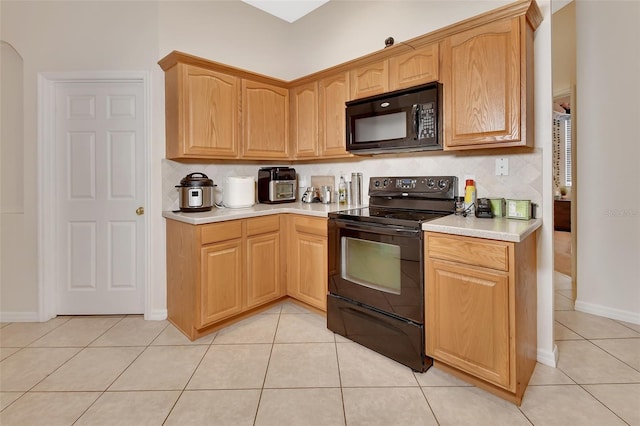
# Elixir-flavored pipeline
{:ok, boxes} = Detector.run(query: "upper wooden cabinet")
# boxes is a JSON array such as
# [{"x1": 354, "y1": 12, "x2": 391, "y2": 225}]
[
  {"x1": 163, "y1": 63, "x2": 240, "y2": 159},
  {"x1": 159, "y1": 0, "x2": 542, "y2": 159},
  {"x1": 319, "y1": 72, "x2": 351, "y2": 158},
  {"x1": 290, "y1": 72, "x2": 351, "y2": 159},
  {"x1": 242, "y1": 79, "x2": 289, "y2": 159},
  {"x1": 440, "y1": 14, "x2": 536, "y2": 149},
  {"x1": 349, "y1": 43, "x2": 438, "y2": 100},
  {"x1": 389, "y1": 43, "x2": 439, "y2": 91},
  {"x1": 350, "y1": 60, "x2": 389, "y2": 100},
  {"x1": 290, "y1": 82, "x2": 319, "y2": 158}
]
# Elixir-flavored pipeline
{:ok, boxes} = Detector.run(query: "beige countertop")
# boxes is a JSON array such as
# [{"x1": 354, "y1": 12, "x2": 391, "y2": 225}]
[
  {"x1": 163, "y1": 203, "x2": 541, "y2": 242},
  {"x1": 162, "y1": 201, "x2": 343, "y2": 225},
  {"x1": 422, "y1": 214, "x2": 542, "y2": 242}
]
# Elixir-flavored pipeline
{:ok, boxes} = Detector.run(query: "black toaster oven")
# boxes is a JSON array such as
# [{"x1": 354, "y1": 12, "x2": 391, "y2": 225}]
[{"x1": 257, "y1": 167, "x2": 297, "y2": 204}]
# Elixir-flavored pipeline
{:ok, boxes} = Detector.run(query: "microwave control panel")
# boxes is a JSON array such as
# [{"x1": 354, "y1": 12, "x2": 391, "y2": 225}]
[{"x1": 417, "y1": 102, "x2": 436, "y2": 140}]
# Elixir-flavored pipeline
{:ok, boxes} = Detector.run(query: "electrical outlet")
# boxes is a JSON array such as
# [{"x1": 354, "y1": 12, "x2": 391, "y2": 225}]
[{"x1": 495, "y1": 158, "x2": 509, "y2": 176}]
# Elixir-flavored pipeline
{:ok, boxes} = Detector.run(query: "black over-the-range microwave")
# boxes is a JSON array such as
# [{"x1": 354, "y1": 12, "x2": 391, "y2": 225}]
[{"x1": 345, "y1": 82, "x2": 442, "y2": 154}]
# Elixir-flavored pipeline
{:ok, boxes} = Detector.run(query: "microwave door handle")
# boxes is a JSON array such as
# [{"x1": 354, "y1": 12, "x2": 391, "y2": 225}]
[{"x1": 411, "y1": 104, "x2": 420, "y2": 139}]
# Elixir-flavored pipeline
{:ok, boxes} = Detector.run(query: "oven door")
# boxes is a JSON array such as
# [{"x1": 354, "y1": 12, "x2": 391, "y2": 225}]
[{"x1": 328, "y1": 218, "x2": 423, "y2": 324}]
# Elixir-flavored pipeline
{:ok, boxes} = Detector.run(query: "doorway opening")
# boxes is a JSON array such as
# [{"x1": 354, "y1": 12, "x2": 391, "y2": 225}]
[{"x1": 552, "y1": 2, "x2": 577, "y2": 315}]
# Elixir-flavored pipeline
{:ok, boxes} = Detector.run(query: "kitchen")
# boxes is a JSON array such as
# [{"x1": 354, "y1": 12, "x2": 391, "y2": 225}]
[{"x1": 1, "y1": 0, "x2": 639, "y2": 423}]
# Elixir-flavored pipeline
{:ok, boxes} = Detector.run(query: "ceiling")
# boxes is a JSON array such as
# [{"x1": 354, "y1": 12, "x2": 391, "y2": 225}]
[{"x1": 241, "y1": 0, "x2": 330, "y2": 23}]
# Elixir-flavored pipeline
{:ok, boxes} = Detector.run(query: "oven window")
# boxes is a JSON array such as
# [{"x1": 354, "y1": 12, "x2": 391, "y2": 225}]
[
  {"x1": 341, "y1": 237, "x2": 401, "y2": 294},
  {"x1": 354, "y1": 112, "x2": 407, "y2": 143}
]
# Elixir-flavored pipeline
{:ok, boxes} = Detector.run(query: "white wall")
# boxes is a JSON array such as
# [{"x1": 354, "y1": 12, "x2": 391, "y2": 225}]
[
  {"x1": 552, "y1": 1, "x2": 575, "y2": 98},
  {"x1": 0, "y1": 42, "x2": 34, "y2": 317},
  {"x1": 574, "y1": 1, "x2": 640, "y2": 323},
  {"x1": 0, "y1": 1, "x2": 163, "y2": 319}
]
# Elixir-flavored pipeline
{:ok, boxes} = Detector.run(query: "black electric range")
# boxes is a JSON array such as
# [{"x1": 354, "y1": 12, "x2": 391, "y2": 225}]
[{"x1": 327, "y1": 176, "x2": 458, "y2": 372}]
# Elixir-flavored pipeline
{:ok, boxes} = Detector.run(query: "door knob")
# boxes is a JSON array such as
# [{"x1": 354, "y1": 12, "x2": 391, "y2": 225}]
[{"x1": 136, "y1": 207, "x2": 144, "y2": 216}]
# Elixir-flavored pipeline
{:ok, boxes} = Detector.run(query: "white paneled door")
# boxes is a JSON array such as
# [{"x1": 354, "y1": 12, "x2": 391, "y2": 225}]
[{"x1": 55, "y1": 81, "x2": 145, "y2": 314}]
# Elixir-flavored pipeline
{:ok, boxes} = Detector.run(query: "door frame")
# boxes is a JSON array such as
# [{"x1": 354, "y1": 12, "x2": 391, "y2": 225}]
[{"x1": 37, "y1": 71, "x2": 152, "y2": 321}]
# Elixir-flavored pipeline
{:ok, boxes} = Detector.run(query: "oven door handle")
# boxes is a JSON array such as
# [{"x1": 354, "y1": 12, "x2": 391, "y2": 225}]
[{"x1": 331, "y1": 219, "x2": 421, "y2": 237}]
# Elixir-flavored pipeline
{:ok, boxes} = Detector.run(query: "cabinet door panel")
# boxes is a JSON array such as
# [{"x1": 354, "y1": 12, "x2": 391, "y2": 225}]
[
  {"x1": 182, "y1": 65, "x2": 239, "y2": 157},
  {"x1": 389, "y1": 43, "x2": 439, "y2": 90},
  {"x1": 294, "y1": 234, "x2": 327, "y2": 310},
  {"x1": 319, "y1": 73, "x2": 351, "y2": 158},
  {"x1": 442, "y1": 18, "x2": 521, "y2": 148},
  {"x1": 426, "y1": 259, "x2": 512, "y2": 389},
  {"x1": 350, "y1": 60, "x2": 388, "y2": 100},
  {"x1": 290, "y1": 82, "x2": 318, "y2": 158},
  {"x1": 200, "y1": 240, "x2": 243, "y2": 327},
  {"x1": 242, "y1": 80, "x2": 289, "y2": 159},
  {"x1": 287, "y1": 216, "x2": 328, "y2": 311},
  {"x1": 246, "y1": 232, "x2": 281, "y2": 308}
]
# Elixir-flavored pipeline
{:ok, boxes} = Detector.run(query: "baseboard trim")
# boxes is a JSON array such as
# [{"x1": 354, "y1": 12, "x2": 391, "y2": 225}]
[
  {"x1": 536, "y1": 345, "x2": 558, "y2": 367},
  {"x1": 145, "y1": 309, "x2": 168, "y2": 321},
  {"x1": 0, "y1": 311, "x2": 41, "y2": 322},
  {"x1": 575, "y1": 300, "x2": 640, "y2": 325}
]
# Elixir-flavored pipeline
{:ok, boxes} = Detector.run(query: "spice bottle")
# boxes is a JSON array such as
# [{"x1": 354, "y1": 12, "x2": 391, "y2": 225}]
[
  {"x1": 338, "y1": 175, "x2": 347, "y2": 204},
  {"x1": 464, "y1": 179, "x2": 476, "y2": 214}
]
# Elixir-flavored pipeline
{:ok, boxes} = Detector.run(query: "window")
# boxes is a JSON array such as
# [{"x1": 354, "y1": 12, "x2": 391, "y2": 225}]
[
  {"x1": 564, "y1": 118, "x2": 572, "y2": 187},
  {"x1": 553, "y1": 111, "x2": 572, "y2": 188}
]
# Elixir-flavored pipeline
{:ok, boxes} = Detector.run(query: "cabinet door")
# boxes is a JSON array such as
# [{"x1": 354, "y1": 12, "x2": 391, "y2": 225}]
[
  {"x1": 319, "y1": 72, "x2": 351, "y2": 158},
  {"x1": 242, "y1": 79, "x2": 289, "y2": 159},
  {"x1": 426, "y1": 258, "x2": 512, "y2": 390},
  {"x1": 199, "y1": 240, "x2": 243, "y2": 327},
  {"x1": 389, "y1": 43, "x2": 439, "y2": 90},
  {"x1": 169, "y1": 64, "x2": 239, "y2": 159},
  {"x1": 246, "y1": 231, "x2": 282, "y2": 309},
  {"x1": 350, "y1": 60, "x2": 388, "y2": 100},
  {"x1": 441, "y1": 18, "x2": 522, "y2": 149},
  {"x1": 290, "y1": 82, "x2": 318, "y2": 158},
  {"x1": 288, "y1": 216, "x2": 328, "y2": 311}
]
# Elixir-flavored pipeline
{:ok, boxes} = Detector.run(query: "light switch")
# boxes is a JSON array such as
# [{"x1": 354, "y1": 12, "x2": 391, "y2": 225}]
[{"x1": 495, "y1": 158, "x2": 509, "y2": 176}]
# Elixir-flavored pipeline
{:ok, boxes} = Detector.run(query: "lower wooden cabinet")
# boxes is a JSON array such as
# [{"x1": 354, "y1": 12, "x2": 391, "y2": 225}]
[
  {"x1": 285, "y1": 215, "x2": 328, "y2": 311},
  {"x1": 246, "y1": 226, "x2": 281, "y2": 309},
  {"x1": 166, "y1": 215, "x2": 284, "y2": 340},
  {"x1": 200, "y1": 239, "x2": 243, "y2": 327},
  {"x1": 166, "y1": 214, "x2": 329, "y2": 340},
  {"x1": 425, "y1": 231, "x2": 537, "y2": 405}
]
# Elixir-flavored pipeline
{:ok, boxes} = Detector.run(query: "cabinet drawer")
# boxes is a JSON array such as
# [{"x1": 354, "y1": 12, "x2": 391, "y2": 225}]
[
  {"x1": 426, "y1": 233, "x2": 509, "y2": 271},
  {"x1": 293, "y1": 216, "x2": 327, "y2": 237},
  {"x1": 201, "y1": 220, "x2": 242, "y2": 245},
  {"x1": 246, "y1": 215, "x2": 280, "y2": 236}
]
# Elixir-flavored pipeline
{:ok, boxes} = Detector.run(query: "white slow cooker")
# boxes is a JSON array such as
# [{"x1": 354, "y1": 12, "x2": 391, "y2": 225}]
[{"x1": 223, "y1": 176, "x2": 255, "y2": 208}]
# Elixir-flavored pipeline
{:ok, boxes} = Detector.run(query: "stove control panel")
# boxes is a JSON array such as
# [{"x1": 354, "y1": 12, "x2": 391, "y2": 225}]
[
  {"x1": 370, "y1": 176, "x2": 458, "y2": 198},
  {"x1": 396, "y1": 178, "x2": 417, "y2": 189}
]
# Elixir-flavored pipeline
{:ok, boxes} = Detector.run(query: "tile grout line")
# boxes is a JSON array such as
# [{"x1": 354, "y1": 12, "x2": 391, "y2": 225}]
[
  {"x1": 253, "y1": 305, "x2": 283, "y2": 426},
  {"x1": 332, "y1": 331, "x2": 348, "y2": 426},
  {"x1": 160, "y1": 326, "x2": 215, "y2": 425}
]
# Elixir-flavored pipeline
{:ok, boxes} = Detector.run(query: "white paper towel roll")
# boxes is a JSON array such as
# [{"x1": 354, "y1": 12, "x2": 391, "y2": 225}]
[{"x1": 223, "y1": 176, "x2": 255, "y2": 208}]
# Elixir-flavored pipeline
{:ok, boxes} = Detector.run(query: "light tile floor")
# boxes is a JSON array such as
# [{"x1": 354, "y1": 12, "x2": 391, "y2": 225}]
[{"x1": 1, "y1": 285, "x2": 639, "y2": 425}]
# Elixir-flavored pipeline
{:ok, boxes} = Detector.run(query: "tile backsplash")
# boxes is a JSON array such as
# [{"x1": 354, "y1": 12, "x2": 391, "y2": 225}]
[{"x1": 162, "y1": 149, "x2": 542, "y2": 212}]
